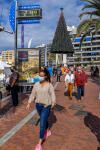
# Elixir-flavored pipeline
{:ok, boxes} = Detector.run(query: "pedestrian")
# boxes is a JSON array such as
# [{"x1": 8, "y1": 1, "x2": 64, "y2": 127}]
[
  {"x1": 9, "y1": 67, "x2": 19, "y2": 113},
  {"x1": 90, "y1": 66, "x2": 94, "y2": 78},
  {"x1": 26, "y1": 69, "x2": 56, "y2": 150},
  {"x1": 53, "y1": 66, "x2": 57, "y2": 77},
  {"x1": 47, "y1": 66, "x2": 53, "y2": 77},
  {"x1": 0, "y1": 91, "x2": 2, "y2": 108},
  {"x1": 65, "y1": 70, "x2": 75, "y2": 100},
  {"x1": 95, "y1": 66, "x2": 99, "y2": 78},
  {"x1": 56, "y1": 66, "x2": 62, "y2": 82},
  {"x1": 65, "y1": 66, "x2": 69, "y2": 74},
  {"x1": 61, "y1": 65, "x2": 65, "y2": 75},
  {"x1": 5, "y1": 75, "x2": 11, "y2": 96},
  {"x1": 44, "y1": 67, "x2": 51, "y2": 82},
  {"x1": 75, "y1": 66, "x2": 87, "y2": 101}
]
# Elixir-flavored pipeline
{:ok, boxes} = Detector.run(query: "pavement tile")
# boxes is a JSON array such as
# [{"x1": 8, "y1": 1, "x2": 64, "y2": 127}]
[{"x1": 1, "y1": 76, "x2": 100, "y2": 150}]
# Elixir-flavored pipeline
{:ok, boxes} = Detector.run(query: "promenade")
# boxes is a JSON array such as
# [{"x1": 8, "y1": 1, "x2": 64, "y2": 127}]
[{"x1": 0, "y1": 76, "x2": 100, "y2": 150}]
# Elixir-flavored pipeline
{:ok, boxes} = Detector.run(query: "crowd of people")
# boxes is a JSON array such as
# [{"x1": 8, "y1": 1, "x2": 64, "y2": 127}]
[
  {"x1": 46, "y1": 65, "x2": 88, "y2": 101},
  {"x1": 1, "y1": 64, "x2": 99, "y2": 150},
  {"x1": 26, "y1": 65, "x2": 89, "y2": 150},
  {"x1": 65, "y1": 66, "x2": 87, "y2": 101}
]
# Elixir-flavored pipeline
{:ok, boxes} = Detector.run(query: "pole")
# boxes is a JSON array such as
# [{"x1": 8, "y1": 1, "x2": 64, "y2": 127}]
[
  {"x1": 45, "y1": 45, "x2": 47, "y2": 66},
  {"x1": 39, "y1": 49, "x2": 41, "y2": 71},
  {"x1": 15, "y1": 0, "x2": 18, "y2": 68},
  {"x1": 21, "y1": 24, "x2": 24, "y2": 48}
]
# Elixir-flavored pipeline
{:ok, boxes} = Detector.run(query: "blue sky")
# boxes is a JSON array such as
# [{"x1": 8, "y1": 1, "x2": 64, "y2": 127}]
[{"x1": 0, "y1": 0, "x2": 84, "y2": 50}]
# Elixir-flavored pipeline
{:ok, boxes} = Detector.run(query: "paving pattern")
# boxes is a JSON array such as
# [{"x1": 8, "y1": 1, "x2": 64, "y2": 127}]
[{"x1": 0, "y1": 76, "x2": 100, "y2": 150}]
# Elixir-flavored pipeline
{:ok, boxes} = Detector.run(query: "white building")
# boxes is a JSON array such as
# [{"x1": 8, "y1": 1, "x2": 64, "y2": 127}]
[
  {"x1": 68, "y1": 30, "x2": 100, "y2": 65},
  {"x1": 1, "y1": 50, "x2": 15, "y2": 65}
]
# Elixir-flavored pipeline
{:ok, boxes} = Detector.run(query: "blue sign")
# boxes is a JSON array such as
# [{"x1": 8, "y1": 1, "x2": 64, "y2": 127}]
[
  {"x1": 18, "y1": 5, "x2": 40, "y2": 10},
  {"x1": 9, "y1": 3, "x2": 41, "y2": 28},
  {"x1": 18, "y1": 20, "x2": 40, "y2": 24},
  {"x1": 9, "y1": 2, "x2": 16, "y2": 32}
]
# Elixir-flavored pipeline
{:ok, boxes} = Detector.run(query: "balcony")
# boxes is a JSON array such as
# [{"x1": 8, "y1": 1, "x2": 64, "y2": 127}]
[
  {"x1": 75, "y1": 50, "x2": 100, "y2": 54},
  {"x1": 67, "y1": 60, "x2": 100, "y2": 65},
  {"x1": 68, "y1": 55, "x2": 100, "y2": 59}
]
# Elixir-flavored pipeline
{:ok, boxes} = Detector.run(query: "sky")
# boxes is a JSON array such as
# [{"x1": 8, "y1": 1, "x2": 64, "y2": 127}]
[{"x1": 0, "y1": 0, "x2": 84, "y2": 50}]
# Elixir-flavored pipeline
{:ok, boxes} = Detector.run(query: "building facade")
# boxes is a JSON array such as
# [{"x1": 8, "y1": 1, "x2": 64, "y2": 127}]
[
  {"x1": 37, "y1": 44, "x2": 54, "y2": 66},
  {"x1": 67, "y1": 30, "x2": 100, "y2": 66},
  {"x1": 1, "y1": 50, "x2": 15, "y2": 65}
]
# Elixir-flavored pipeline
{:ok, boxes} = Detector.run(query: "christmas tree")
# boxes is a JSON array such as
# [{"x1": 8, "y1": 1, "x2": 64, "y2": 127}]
[{"x1": 51, "y1": 8, "x2": 74, "y2": 55}]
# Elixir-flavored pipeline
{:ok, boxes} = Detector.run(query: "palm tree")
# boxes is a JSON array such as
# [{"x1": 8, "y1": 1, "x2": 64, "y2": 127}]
[
  {"x1": 77, "y1": 0, "x2": 100, "y2": 47},
  {"x1": 77, "y1": 18, "x2": 100, "y2": 34},
  {"x1": 80, "y1": 0, "x2": 100, "y2": 19}
]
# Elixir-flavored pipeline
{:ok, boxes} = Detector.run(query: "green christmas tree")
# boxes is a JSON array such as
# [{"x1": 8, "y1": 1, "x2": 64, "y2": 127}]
[{"x1": 51, "y1": 8, "x2": 74, "y2": 55}]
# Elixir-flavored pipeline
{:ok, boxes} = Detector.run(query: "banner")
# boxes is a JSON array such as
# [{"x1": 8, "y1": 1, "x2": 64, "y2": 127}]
[{"x1": 18, "y1": 51, "x2": 28, "y2": 62}]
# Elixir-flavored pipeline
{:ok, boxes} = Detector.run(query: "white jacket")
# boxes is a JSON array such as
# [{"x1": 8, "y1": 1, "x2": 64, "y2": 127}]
[{"x1": 65, "y1": 74, "x2": 75, "y2": 83}]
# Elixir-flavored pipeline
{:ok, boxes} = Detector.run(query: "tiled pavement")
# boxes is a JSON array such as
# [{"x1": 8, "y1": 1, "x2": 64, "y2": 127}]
[
  {"x1": 0, "y1": 76, "x2": 100, "y2": 150},
  {"x1": 0, "y1": 93, "x2": 35, "y2": 138},
  {"x1": 0, "y1": 76, "x2": 57, "y2": 138}
]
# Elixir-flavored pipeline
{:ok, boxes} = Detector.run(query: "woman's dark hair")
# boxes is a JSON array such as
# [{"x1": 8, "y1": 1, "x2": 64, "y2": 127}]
[{"x1": 40, "y1": 68, "x2": 51, "y2": 82}]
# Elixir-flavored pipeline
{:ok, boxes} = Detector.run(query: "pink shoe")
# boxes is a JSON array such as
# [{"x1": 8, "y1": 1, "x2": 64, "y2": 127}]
[
  {"x1": 44, "y1": 130, "x2": 51, "y2": 139},
  {"x1": 35, "y1": 144, "x2": 42, "y2": 150}
]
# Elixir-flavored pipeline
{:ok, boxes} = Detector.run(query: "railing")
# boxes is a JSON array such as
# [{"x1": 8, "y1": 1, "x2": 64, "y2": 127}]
[
  {"x1": 75, "y1": 50, "x2": 100, "y2": 54},
  {"x1": 67, "y1": 60, "x2": 100, "y2": 65}
]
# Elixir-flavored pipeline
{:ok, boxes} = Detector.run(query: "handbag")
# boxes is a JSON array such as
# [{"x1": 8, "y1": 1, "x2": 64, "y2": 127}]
[{"x1": 6, "y1": 84, "x2": 11, "y2": 91}]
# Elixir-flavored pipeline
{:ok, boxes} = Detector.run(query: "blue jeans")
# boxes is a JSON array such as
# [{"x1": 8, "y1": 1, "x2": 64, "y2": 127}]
[
  {"x1": 77, "y1": 86, "x2": 84, "y2": 100},
  {"x1": 36, "y1": 103, "x2": 51, "y2": 139}
]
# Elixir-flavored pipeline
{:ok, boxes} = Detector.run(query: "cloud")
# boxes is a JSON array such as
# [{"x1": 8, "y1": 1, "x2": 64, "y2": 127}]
[{"x1": 0, "y1": 0, "x2": 84, "y2": 50}]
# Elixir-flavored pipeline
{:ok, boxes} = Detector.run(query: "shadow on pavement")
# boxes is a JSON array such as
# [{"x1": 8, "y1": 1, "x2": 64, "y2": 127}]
[
  {"x1": 0, "y1": 102, "x2": 12, "y2": 117},
  {"x1": 48, "y1": 110, "x2": 57, "y2": 129},
  {"x1": 91, "y1": 77, "x2": 100, "y2": 86},
  {"x1": 29, "y1": 110, "x2": 57, "y2": 129},
  {"x1": 64, "y1": 91, "x2": 78, "y2": 99},
  {"x1": 53, "y1": 104, "x2": 66, "y2": 112},
  {"x1": 0, "y1": 94, "x2": 29, "y2": 117},
  {"x1": 84, "y1": 112, "x2": 100, "y2": 145}
]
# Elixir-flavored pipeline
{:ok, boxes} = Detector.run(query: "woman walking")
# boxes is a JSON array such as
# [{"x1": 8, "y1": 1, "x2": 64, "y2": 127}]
[
  {"x1": 26, "y1": 69, "x2": 56, "y2": 150},
  {"x1": 65, "y1": 70, "x2": 75, "y2": 100},
  {"x1": 75, "y1": 66, "x2": 87, "y2": 101}
]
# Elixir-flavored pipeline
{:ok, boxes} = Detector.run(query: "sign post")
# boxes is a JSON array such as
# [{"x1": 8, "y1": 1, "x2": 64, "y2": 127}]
[
  {"x1": 15, "y1": 0, "x2": 18, "y2": 69},
  {"x1": 9, "y1": 2, "x2": 42, "y2": 78}
]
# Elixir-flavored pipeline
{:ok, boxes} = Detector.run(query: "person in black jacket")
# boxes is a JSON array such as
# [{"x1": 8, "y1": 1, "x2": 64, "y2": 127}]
[
  {"x1": 57, "y1": 66, "x2": 62, "y2": 82},
  {"x1": 9, "y1": 67, "x2": 19, "y2": 113}
]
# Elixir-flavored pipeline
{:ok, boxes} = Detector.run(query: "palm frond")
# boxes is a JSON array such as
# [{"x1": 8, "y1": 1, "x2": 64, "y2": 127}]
[
  {"x1": 80, "y1": 0, "x2": 100, "y2": 19},
  {"x1": 82, "y1": 4, "x2": 95, "y2": 11},
  {"x1": 80, "y1": 11, "x2": 100, "y2": 19},
  {"x1": 77, "y1": 19, "x2": 100, "y2": 34},
  {"x1": 79, "y1": 31, "x2": 89, "y2": 48}
]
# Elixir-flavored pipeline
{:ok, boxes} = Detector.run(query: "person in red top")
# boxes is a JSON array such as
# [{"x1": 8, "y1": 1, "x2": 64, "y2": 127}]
[
  {"x1": 65, "y1": 66, "x2": 69, "y2": 74},
  {"x1": 75, "y1": 66, "x2": 87, "y2": 101}
]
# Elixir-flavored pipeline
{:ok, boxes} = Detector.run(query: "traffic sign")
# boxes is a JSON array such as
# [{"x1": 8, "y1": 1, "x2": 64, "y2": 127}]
[
  {"x1": 9, "y1": 2, "x2": 16, "y2": 32},
  {"x1": 18, "y1": 20, "x2": 40, "y2": 24},
  {"x1": 18, "y1": 5, "x2": 40, "y2": 10}
]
